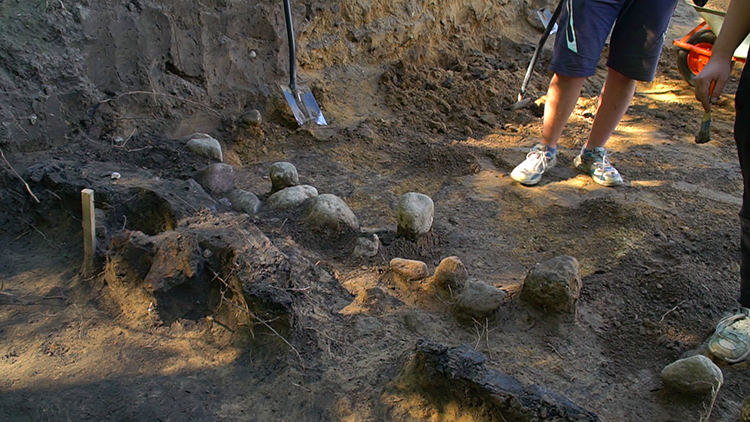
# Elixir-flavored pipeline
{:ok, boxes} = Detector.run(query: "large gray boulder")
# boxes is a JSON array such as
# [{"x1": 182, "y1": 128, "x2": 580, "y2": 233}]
[
  {"x1": 227, "y1": 189, "x2": 260, "y2": 215},
  {"x1": 397, "y1": 192, "x2": 434, "y2": 240},
  {"x1": 661, "y1": 355, "x2": 723, "y2": 397},
  {"x1": 520, "y1": 255, "x2": 581, "y2": 313},
  {"x1": 196, "y1": 163, "x2": 235, "y2": 196},
  {"x1": 265, "y1": 185, "x2": 318, "y2": 211},
  {"x1": 184, "y1": 133, "x2": 223, "y2": 162},
  {"x1": 454, "y1": 278, "x2": 507, "y2": 318},
  {"x1": 306, "y1": 194, "x2": 360, "y2": 235}
]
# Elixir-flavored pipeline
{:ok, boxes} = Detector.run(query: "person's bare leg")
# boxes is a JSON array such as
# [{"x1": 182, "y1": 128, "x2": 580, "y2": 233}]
[
  {"x1": 542, "y1": 74, "x2": 586, "y2": 148},
  {"x1": 585, "y1": 67, "x2": 637, "y2": 149}
]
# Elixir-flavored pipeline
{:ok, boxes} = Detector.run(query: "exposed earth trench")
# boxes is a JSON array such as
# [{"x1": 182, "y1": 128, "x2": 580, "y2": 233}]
[{"x1": 0, "y1": 0, "x2": 749, "y2": 421}]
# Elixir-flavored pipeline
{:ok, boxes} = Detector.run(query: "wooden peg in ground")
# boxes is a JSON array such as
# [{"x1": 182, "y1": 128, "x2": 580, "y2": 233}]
[{"x1": 81, "y1": 188, "x2": 96, "y2": 277}]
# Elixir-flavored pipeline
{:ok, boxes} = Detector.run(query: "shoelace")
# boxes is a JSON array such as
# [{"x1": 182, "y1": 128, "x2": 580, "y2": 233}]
[
  {"x1": 523, "y1": 149, "x2": 550, "y2": 171},
  {"x1": 717, "y1": 308, "x2": 750, "y2": 331},
  {"x1": 591, "y1": 149, "x2": 616, "y2": 173}
]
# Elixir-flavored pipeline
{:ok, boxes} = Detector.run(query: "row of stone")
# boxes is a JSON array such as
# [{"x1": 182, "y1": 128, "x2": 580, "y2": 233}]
[
  {"x1": 390, "y1": 254, "x2": 581, "y2": 319},
  {"x1": 184, "y1": 133, "x2": 435, "y2": 251}
]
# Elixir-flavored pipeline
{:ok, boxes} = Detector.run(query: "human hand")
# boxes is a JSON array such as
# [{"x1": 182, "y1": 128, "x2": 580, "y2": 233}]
[{"x1": 695, "y1": 59, "x2": 733, "y2": 111}]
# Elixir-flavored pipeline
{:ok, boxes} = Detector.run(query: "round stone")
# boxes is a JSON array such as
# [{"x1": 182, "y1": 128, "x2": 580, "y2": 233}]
[
  {"x1": 660, "y1": 355, "x2": 723, "y2": 397},
  {"x1": 306, "y1": 194, "x2": 360, "y2": 235},
  {"x1": 240, "y1": 109, "x2": 262, "y2": 127},
  {"x1": 397, "y1": 192, "x2": 434, "y2": 239},
  {"x1": 433, "y1": 256, "x2": 468, "y2": 299},
  {"x1": 265, "y1": 185, "x2": 318, "y2": 211},
  {"x1": 196, "y1": 163, "x2": 235, "y2": 195},
  {"x1": 227, "y1": 189, "x2": 260, "y2": 215},
  {"x1": 269, "y1": 162, "x2": 299, "y2": 193},
  {"x1": 390, "y1": 258, "x2": 429, "y2": 281},
  {"x1": 520, "y1": 255, "x2": 581, "y2": 314},
  {"x1": 184, "y1": 133, "x2": 223, "y2": 162}
]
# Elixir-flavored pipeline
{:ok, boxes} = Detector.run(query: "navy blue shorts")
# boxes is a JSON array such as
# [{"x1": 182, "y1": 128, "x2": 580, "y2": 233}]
[{"x1": 550, "y1": 0, "x2": 678, "y2": 82}]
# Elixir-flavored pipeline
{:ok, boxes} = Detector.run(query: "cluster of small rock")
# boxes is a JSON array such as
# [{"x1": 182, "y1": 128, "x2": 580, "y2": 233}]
[{"x1": 184, "y1": 133, "x2": 436, "y2": 257}]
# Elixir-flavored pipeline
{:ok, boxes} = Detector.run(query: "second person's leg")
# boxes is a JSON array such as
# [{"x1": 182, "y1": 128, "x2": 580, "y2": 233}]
[
  {"x1": 571, "y1": 68, "x2": 636, "y2": 186},
  {"x1": 586, "y1": 68, "x2": 637, "y2": 149},
  {"x1": 541, "y1": 74, "x2": 586, "y2": 149},
  {"x1": 510, "y1": 0, "x2": 622, "y2": 186}
]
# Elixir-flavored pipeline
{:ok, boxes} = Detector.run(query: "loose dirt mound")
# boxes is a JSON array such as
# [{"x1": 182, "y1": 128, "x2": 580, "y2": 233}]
[{"x1": 2, "y1": 1, "x2": 750, "y2": 421}]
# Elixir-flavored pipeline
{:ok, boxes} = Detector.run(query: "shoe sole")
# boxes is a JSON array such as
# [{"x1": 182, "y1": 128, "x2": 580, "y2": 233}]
[
  {"x1": 590, "y1": 175, "x2": 624, "y2": 187},
  {"x1": 510, "y1": 172, "x2": 541, "y2": 186},
  {"x1": 708, "y1": 340, "x2": 750, "y2": 364}
]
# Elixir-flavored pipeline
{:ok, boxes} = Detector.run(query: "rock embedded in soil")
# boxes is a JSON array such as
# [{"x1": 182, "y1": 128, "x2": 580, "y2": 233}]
[
  {"x1": 184, "y1": 133, "x2": 223, "y2": 162},
  {"x1": 520, "y1": 255, "x2": 581, "y2": 313},
  {"x1": 353, "y1": 233, "x2": 379, "y2": 258},
  {"x1": 196, "y1": 163, "x2": 235, "y2": 196},
  {"x1": 144, "y1": 231, "x2": 202, "y2": 292},
  {"x1": 454, "y1": 278, "x2": 507, "y2": 319},
  {"x1": 239, "y1": 109, "x2": 262, "y2": 127},
  {"x1": 742, "y1": 394, "x2": 750, "y2": 421},
  {"x1": 660, "y1": 355, "x2": 723, "y2": 397},
  {"x1": 390, "y1": 258, "x2": 429, "y2": 280},
  {"x1": 269, "y1": 162, "x2": 299, "y2": 193},
  {"x1": 396, "y1": 192, "x2": 434, "y2": 240},
  {"x1": 305, "y1": 193, "x2": 360, "y2": 235},
  {"x1": 265, "y1": 185, "x2": 318, "y2": 211},
  {"x1": 227, "y1": 189, "x2": 260, "y2": 215},
  {"x1": 433, "y1": 256, "x2": 468, "y2": 299}
]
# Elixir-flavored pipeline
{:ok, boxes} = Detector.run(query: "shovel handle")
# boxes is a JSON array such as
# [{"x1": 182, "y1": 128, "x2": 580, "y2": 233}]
[
  {"x1": 520, "y1": 0, "x2": 565, "y2": 100},
  {"x1": 283, "y1": 0, "x2": 297, "y2": 91}
]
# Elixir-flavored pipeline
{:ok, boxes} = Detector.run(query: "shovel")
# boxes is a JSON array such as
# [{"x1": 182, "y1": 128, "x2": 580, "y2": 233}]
[
  {"x1": 515, "y1": 0, "x2": 565, "y2": 106},
  {"x1": 281, "y1": 0, "x2": 327, "y2": 126}
]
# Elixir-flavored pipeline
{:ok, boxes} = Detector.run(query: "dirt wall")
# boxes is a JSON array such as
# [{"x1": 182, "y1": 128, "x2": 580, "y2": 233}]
[{"x1": 0, "y1": 0, "x2": 532, "y2": 152}]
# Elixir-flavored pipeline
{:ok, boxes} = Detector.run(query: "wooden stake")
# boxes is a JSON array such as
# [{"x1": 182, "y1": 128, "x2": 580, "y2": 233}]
[{"x1": 81, "y1": 188, "x2": 96, "y2": 277}]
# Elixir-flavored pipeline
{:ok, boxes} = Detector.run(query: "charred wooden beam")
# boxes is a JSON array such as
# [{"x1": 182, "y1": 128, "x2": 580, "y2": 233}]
[{"x1": 414, "y1": 339, "x2": 600, "y2": 422}]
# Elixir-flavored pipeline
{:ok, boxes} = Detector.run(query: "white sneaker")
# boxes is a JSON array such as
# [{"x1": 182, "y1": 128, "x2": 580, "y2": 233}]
[
  {"x1": 573, "y1": 147, "x2": 623, "y2": 187},
  {"x1": 510, "y1": 144, "x2": 557, "y2": 186},
  {"x1": 708, "y1": 308, "x2": 750, "y2": 363}
]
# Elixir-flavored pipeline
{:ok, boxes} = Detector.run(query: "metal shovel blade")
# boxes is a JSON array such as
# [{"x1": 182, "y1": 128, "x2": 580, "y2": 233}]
[{"x1": 281, "y1": 83, "x2": 327, "y2": 126}]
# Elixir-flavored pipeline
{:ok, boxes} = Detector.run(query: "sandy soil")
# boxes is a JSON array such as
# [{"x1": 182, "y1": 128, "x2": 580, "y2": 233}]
[{"x1": 1, "y1": 0, "x2": 750, "y2": 421}]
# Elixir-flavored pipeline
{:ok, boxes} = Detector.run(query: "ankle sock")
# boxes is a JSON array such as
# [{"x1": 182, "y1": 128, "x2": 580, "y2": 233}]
[{"x1": 546, "y1": 146, "x2": 557, "y2": 156}]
